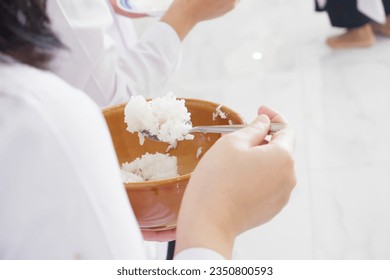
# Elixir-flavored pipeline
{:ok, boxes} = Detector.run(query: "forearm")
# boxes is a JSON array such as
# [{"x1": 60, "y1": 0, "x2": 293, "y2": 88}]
[
  {"x1": 174, "y1": 179, "x2": 237, "y2": 259},
  {"x1": 160, "y1": 1, "x2": 197, "y2": 40}
]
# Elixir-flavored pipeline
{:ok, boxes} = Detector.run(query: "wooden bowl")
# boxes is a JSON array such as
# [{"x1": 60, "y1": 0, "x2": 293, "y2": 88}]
[{"x1": 102, "y1": 98, "x2": 245, "y2": 231}]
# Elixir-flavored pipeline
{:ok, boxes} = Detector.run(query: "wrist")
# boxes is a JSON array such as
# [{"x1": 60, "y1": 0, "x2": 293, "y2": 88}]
[
  {"x1": 174, "y1": 182, "x2": 239, "y2": 259},
  {"x1": 175, "y1": 216, "x2": 236, "y2": 259},
  {"x1": 160, "y1": 1, "x2": 198, "y2": 40}
]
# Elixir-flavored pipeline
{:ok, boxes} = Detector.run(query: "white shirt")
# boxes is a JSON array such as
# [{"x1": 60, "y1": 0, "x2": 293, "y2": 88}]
[
  {"x1": 316, "y1": 0, "x2": 386, "y2": 24},
  {"x1": 47, "y1": 0, "x2": 182, "y2": 108},
  {"x1": 0, "y1": 57, "x2": 222, "y2": 260}
]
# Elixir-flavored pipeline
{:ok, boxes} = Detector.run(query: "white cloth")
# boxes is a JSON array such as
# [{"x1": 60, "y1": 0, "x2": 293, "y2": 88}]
[
  {"x1": 0, "y1": 58, "x2": 222, "y2": 260},
  {"x1": 316, "y1": 0, "x2": 326, "y2": 8},
  {"x1": 0, "y1": 57, "x2": 145, "y2": 259},
  {"x1": 47, "y1": 0, "x2": 182, "y2": 108},
  {"x1": 316, "y1": 0, "x2": 386, "y2": 24},
  {"x1": 358, "y1": 0, "x2": 386, "y2": 23}
]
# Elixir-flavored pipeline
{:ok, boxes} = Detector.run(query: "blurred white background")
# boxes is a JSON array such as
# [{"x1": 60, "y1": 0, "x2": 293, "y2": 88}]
[{"x1": 134, "y1": 0, "x2": 390, "y2": 259}]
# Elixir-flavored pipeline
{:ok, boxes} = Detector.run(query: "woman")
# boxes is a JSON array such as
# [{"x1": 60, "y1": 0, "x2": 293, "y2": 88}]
[
  {"x1": 48, "y1": 0, "x2": 239, "y2": 259},
  {"x1": 316, "y1": 0, "x2": 390, "y2": 48},
  {"x1": 0, "y1": 0, "x2": 296, "y2": 259}
]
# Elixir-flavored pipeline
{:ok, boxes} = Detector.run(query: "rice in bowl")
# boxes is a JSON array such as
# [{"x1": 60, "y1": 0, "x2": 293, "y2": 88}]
[
  {"x1": 121, "y1": 152, "x2": 178, "y2": 183},
  {"x1": 124, "y1": 93, "x2": 193, "y2": 145}
]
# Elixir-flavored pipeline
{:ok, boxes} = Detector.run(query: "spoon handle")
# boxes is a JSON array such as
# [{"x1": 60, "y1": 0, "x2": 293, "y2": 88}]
[{"x1": 190, "y1": 123, "x2": 286, "y2": 135}]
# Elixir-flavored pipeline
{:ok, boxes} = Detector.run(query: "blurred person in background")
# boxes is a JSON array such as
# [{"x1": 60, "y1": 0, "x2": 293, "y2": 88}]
[{"x1": 316, "y1": 0, "x2": 390, "y2": 48}]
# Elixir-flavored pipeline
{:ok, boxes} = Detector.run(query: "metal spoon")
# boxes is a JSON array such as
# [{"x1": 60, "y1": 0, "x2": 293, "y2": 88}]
[{"x1": 141, "y1": 123, "x2": 286, "y2": 142}]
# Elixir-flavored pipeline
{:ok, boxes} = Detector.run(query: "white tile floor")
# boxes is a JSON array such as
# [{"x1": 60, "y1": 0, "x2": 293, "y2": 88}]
[{"x1": 135, "y1": 0, "x2": 390, "y2": 259}]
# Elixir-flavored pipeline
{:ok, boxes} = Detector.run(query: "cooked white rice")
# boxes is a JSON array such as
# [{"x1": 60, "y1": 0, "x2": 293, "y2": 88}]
[
  {"x1": 212, "y1": 104, "x2": 227, "y2": 121},
  {"x1": 121, "y1": 153, "x2": 178, "y2": 183},
  {"x1": 124, "y1": 92, "x2": 193, "y2": 145}
]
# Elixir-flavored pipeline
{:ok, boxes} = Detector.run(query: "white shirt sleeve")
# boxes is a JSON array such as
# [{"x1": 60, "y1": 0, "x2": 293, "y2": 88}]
[
  {"x1": 47, "y1": 0, "x2": 182, "y2": 108},
  {"x1": 174, "y1": 248, "x2": 225, "y2": 260},
  {"x1": 0, "y1": 62, "x2": 147, "y2": 259}
]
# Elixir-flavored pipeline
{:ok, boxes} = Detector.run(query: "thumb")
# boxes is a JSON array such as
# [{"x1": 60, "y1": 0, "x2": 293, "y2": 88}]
[{"x1": 233, "y1": 114, "x2": 270, "y2": 147}]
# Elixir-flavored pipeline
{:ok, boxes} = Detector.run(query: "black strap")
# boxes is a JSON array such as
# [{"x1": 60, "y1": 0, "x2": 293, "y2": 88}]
[{"x1": 166, "y1": 240, "x2": 176, "y2": 260}]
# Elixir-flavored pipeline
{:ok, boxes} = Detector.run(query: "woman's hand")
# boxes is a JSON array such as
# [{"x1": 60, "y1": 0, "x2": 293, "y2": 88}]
[{"x1": 175, "y1": 106, "x2": 296, "y2": 259}]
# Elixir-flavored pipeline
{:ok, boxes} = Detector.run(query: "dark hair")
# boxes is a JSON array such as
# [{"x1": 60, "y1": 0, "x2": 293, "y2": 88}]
[{"x1": 0, "y1": 0, "x2": 64, "y2": 68}]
